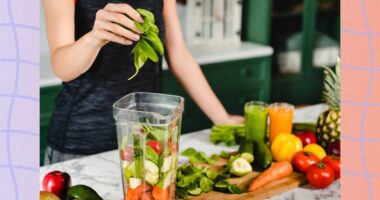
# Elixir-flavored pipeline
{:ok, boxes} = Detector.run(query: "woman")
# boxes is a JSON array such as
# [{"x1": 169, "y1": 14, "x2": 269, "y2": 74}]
[{"x1": 43, "y1": 0, "x2": 243, "y2": 164}]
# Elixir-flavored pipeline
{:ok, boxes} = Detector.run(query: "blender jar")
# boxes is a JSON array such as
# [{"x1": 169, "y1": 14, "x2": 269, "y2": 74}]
[{"x1": 113, "y1": 92, "x2": 184, "y2": 200}]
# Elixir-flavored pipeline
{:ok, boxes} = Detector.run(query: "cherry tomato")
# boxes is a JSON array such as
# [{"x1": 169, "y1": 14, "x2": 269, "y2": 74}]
[
  {"x1": 147, "y1": 140, "x2": 163, "y2": 155},
  {"x1": 306, "y1": 162, "x2": 335, "y2": 189},
  {"x1": 292, "y1": 151, "x2": 319, "y2": 173},
  {"x1": 120, "y1": 146, "x2": 133, "y2": 161},
  {"x1": 166, "y1": 140, "x2": 178, "y2": 152},
  {"x1": 322, "y1": 155, "x2": 341, "y2": 179}
]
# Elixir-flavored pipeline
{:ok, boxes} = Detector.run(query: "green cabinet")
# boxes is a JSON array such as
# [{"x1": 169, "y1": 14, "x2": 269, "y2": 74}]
[{"x1": 162, "y1": 57, "x2": 271, "y2": 133}]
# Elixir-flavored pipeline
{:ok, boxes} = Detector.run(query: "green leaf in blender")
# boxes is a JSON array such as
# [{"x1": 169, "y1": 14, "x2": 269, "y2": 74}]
[
  {"x1": 145, "y1": 146, "x2": 159, "y2": 164},
  {"x1": 126, "y1": 158, "x2": 143, "y2": 178},
  {"x1": 157, "y1": 171, "x2": 173, "y2": 189},
  {"x1": 199, "y1": 176, "x2": 214, "y2": 192},
  {"x1": 149, "y1": 127, "x2": 167, "y2": 143}
]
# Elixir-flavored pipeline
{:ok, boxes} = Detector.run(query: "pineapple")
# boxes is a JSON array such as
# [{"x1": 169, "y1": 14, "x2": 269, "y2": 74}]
[{"x1": 315, "y1": 60, "x2": 341, "y2": 149}]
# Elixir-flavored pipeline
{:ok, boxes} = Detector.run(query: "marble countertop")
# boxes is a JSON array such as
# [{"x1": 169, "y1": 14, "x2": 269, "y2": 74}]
[{"x1": 40, "y1": 104, "x2": 340, "y2": 200}]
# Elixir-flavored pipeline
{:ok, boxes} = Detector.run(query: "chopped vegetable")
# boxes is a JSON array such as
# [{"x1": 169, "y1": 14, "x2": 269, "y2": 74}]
[
  {"x1": 209, "y1": 124, "x2": 245, "y2": 146},
  {"x1": 175, "y1": 163, "x2": 241, "y2": 199},
  {"x1": 253, "y1": 142, "x2": 272, "y2": 170},
  {"x1": 248, "y1": 161, "x2": 293, "y2": 192},
  {"x1": 180, "y1": 148, "x2": 219, "y2": 164},
  {"x1": 230, "y1": 158, "x2": 253, "y2": 176}
]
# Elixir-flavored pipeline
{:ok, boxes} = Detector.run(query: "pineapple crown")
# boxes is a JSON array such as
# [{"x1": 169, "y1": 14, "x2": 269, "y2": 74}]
[{"x1": 322, "y1": 58, "x2": 340, "y2": 111}]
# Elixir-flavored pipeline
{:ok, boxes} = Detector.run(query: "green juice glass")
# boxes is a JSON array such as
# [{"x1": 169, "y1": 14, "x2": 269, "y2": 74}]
[{"x1": 244, "y1": 101, "x2": 269, "y2": 142}]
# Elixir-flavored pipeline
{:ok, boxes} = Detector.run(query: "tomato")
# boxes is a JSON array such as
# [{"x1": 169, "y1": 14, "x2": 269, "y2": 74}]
[
  {"x1": 152, "y1": 186, "x2": 169, "y2": 200},
  {"x1": 292, "y1": 151, "x2": 319, "y2": 173},
  {"x1": 166, "y1": 140, "x2": 178, "y2": 152},
  {"x1": 295, "y1": 131, "x2": 317, "y2": 146},
  {"x1": 322, "y1": 155, "x2": 340, "y2": 179},
  {"x1": 303, "y1": 144, "x2": 326, "y2": 160},
  {"x1": 147, "y1": 140, "x2": 163, "y2": 155},
  {"x1": 121, "y1": 146, "x2": 134, "y2": 161},
  {"x1": 306, "y1": 162, "x2": 335, "y2": 189}
]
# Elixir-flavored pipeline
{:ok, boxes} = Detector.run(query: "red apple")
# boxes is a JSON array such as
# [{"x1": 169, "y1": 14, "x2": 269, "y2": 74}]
[{"x1": 42, "y1": 171, "x2": 71, "y2": 198}]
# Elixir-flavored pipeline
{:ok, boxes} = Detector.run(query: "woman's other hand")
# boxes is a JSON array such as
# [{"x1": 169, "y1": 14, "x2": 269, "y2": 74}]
[
  {"x1": 88, "y1": 3, "x2": 145, "y2": 47},
  {"x1": 214, "y1": 114, "x2": 245, "y2": 125}
]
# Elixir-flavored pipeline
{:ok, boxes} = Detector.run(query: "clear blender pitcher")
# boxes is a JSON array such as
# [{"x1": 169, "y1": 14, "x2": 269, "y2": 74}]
[{"x1": 113, "y1": 92, "x2": 184, "y2": 200}]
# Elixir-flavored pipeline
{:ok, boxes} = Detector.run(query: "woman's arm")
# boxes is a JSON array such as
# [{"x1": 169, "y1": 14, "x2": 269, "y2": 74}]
[
  {"x1": 163, "y1": 0, "x2": 244, "y2": 124},
  {"x1": 42, "y1": 1, "x2": 144, "y2": 82}
]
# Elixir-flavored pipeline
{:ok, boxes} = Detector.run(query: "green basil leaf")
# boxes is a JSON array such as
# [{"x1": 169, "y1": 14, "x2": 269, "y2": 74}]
[
  {"x1": 143, "y1": 33, "x2": 164, "y2": 55},
  {"x1": 227, "y1": 184, "x2": 243, "y2": 194},
  {"x1": 145, "y1": 146, "x2": 159, "y2": 164},
  {"x1": 199, "y1": 176, "x2": 214, "y2": 193},
  {"x1": 137, "y1": 8, "x2": 155, "y2": 23},
  {"x1": 181, "y1": 148, "x2": 197, "y2": 157},
  {"x1": 214, "y1": 180, "x2": 229, "y2": 189},
  {"x1": 139, "y1": 39, "x2": 158, "y2": 62},
  {"x1": 205, "y1": 169, "x2": 218, "y2": 180},
  {"x1": 219, "y1": 151, "x2": 231, "y2": 159}
]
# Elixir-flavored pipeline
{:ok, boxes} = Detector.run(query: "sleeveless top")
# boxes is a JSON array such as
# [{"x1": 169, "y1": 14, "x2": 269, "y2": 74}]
[{"x1": 47, "y1": 0, "x2": 165, "y2": 155}]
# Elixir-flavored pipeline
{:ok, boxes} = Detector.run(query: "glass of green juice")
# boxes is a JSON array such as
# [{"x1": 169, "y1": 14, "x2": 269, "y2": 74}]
[{"x1": 244, "y1": 101, "x2": 269, "y2": 142}]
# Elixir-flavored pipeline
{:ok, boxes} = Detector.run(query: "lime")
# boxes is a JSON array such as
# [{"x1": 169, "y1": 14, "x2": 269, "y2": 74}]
[{"x1": 67, "y1": 185, "x2": 103, "y2": 200}]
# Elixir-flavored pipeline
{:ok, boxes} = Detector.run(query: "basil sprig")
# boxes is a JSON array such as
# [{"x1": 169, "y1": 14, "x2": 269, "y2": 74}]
[{"x1": 130, "y1": 8, "x2": 164, "y2": 80}]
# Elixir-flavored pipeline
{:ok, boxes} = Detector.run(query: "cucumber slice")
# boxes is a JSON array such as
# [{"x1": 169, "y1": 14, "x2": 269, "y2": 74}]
[
  {"x1": 144, "y1": 160, "x2": 159, "y2": 185},
  {"x1": 145, "y1": 160, "x2": 159, "y2": 175},
  {"x1": 240, "y1": 152, "x2": 254, "y2": 163},
  {"x1": 129, "y1": 178, "x2": 142, "y2": 189},
  {"x1": 161, "y1": 156, "x2": 172, "y2": 173},
  {"x1": 230, "y1": 158, "x2": 252, "y2": 176}
]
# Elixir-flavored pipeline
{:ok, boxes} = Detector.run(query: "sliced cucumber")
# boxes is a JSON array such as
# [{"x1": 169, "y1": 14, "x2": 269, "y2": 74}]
[
  {"x1": 145, "y1": 160, "x2": 159, "y2": 175},
  {"x1": 161, "y1": 156, "x2": 172, "y2": 173},
  {"x1": 129, "y1": 178, "x2": 142, "y2": 189},
  {"x1": 230, "y1": 158, "x2": 252, "y2": 176},
  {"x1": 240, "y1": 152, "x2": 254, "y2": 163}
]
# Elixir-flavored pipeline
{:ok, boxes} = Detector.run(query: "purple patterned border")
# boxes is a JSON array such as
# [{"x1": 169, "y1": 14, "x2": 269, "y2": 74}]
[{"x1": 0, "y1": 0, "x2": 39, "y2": 199}]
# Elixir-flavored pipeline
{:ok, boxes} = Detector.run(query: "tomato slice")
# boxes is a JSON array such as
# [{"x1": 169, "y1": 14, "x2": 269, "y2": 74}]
[{"x1": 147, "y1": 140, "x2": 163, "y2": 155}]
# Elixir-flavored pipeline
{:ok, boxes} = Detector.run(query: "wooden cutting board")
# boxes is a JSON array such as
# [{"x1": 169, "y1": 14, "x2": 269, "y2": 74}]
[{"x1": 187, "y1": 158, "x2": 308, "y2": 200}]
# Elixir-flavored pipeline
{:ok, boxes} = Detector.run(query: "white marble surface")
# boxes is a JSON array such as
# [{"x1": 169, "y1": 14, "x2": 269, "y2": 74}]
[{"x1": 40, "y1": 104, "x2": 340, "y2": 200}]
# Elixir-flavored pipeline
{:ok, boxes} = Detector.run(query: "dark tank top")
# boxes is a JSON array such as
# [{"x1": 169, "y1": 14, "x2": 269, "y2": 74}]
[{"x1": 47, "y1": 0, "x2": 165, "y2": 155}]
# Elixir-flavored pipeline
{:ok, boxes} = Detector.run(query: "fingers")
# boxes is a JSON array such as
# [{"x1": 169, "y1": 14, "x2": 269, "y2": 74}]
[
  {"x1": 104, "y1": 3, "x2": 144, "y2": 23},
  {"x1": 96, "y1": 20, "x2": 140, "y2": 42},
  {"x1": 92, "y1": 29, "x2": 133, "y2": 45},
  {"x1": 96, "y1": 9, "x2": 142, "y2": 34}
]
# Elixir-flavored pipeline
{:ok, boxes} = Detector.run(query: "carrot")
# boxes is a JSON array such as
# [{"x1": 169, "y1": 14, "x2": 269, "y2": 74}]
[
  {"x1": 152, "y1": 186, "x2": 169, "y2": 200},
  {"x1": 248, "y1": 161, "x2": 293, "y2": 192}
]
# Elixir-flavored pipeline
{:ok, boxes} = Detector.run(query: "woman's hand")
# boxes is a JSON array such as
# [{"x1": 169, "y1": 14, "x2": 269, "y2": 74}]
[
  {"x1": 87, "y1": 3, "x2": 145, "y2": 47},
  {"x1": 214, "y1": 114, "x2": 245, "y2": 125}
]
